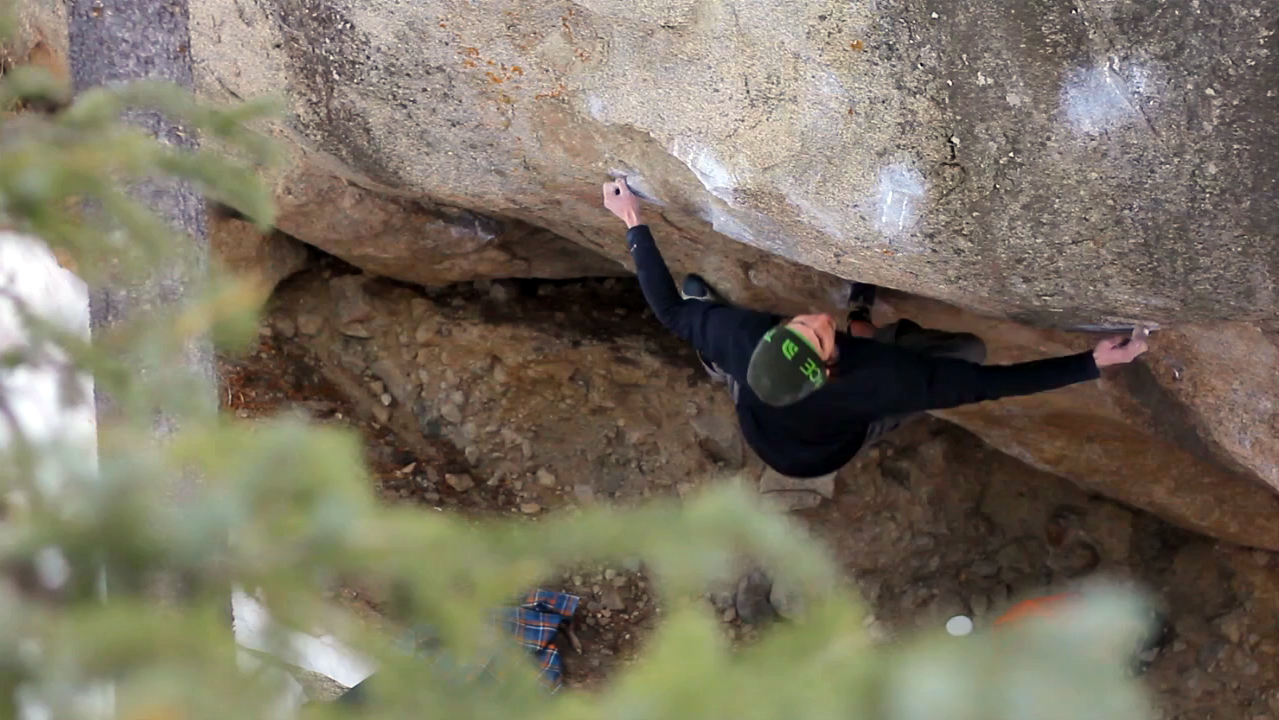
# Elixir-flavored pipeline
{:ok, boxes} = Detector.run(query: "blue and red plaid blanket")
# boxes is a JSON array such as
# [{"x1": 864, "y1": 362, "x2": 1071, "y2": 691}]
[{"x1": 497, "y1": 589, "x2": 581, "y2": 688}]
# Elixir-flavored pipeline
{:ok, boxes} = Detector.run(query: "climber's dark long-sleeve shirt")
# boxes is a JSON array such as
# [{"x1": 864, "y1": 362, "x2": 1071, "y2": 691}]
[{"x1": 627, "y1": 225, "x2": 1101, "y2": 478}]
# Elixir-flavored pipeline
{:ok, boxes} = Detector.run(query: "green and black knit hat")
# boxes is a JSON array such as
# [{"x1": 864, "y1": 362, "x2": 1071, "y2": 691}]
[{"x1": 746, "y1": 325, "x2": 828, "y2": 407}]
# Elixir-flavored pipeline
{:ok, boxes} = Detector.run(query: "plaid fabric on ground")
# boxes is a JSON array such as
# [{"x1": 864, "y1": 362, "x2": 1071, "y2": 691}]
[
  {"x1": 379, "y1": 588, "x2": 581, "y2": 695},
  {"x1": 497, "y1": 589, "x2": 581, "y2": 689}
]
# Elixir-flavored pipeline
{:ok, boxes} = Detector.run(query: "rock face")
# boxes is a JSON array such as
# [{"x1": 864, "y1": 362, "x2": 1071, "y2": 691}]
[
  {"x1": 190, "y1": 0, "x2": 1278, "y2": 326},
  {"x1": 139, "y1": 0, "x2": 1279, "y2": 545}
]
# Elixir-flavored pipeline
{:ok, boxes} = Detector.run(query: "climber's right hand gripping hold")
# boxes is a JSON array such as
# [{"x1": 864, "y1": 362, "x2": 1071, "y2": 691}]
[{"x1": 603, "y1": 179, "x2": 643, "y2": 229}]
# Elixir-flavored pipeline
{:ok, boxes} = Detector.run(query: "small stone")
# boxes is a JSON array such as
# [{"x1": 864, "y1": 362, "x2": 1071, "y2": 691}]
[
  {"x1": 587, "y1": 601, "x2": 601, "y2": 613},
  {"x1": 371, "y1": 404, "x2": 390, "y2": 425},
  {"x1": 604, "y1": 569, "x2": 617, "y2": 581},
  {"x1": 969, "y1": 560, "x2": 999, "y2": 578},
  {"x1": 722, "y1": 607, "x2": 737, "y2": 623},
  {"x1": 969, "y1": 593, "x2": 991, "y2": 616},
  {"x1": 415, "y1": 324, "x2": 431, "y2": 343},
  {"x1": 235, "y1": 408, "x2": 250, "y2": 418},
  {"x1": 331, "y1": 274, "x2": 373, "y2": 321},
  {"x1": 769, "y1": 579, "x2": 805, "y2": 620},
  {"x1": 537, "y1": 468, "x2": 557, "y2": 486},
  {"x1": 1218, "y1": 609, "x2": 1248, "y2": 645},
  {"x1": 274, "y1": 317, "x2": 296, "y2": 338},
  {"x1": 492, "y1": 363, "x2": 508, "y2": 384},
  {"x1": 690, "y1": 412, "x2": 745, "y2": 469},
  {"x1": 410, "y1": 298, "x2": 429, "y2": 320},
  {"x1": 760, "y1": 468, "x2": 836, "y2": 500},
  {"x1": 866, "y1": 620, "x2": 892, "y2": 643},
  {"x1": 924, "y1": 591, "x2": 968, "y2": 629},
  {"x1": 380, "y1": 393, "x2": 393, "y2": 406},
  {"x1": 489, "y1": 281, "x2": 516, "y2": 303},
  {"x1": 612, "y1": 575, "x2": 627, "y2": 587},
  {"x1": 340, "y1": 323, "x2": 372, "y2": 339},
  {"x1": 445, "y1": 473, "x2": 474, "y2": 492},
  {"x1": 601, "y1": 586, "x2": 626, "y2": 611},
  {"x1": 441, "y1": 403, "x2": 463, "y2": 424},
  {"x1": 736, "y1": 570, "x2": 777, "y2": 625},
  {"x1": 573, "y1": 484, "x2": 595, "y2": 504},
  {"x1": 421, "y1": 492, "x2": 440, "y2": 503},
  {"x1": 763, "y1": 490, "x2": 823, "y2": 512},
  {"x1": 520, "y1": 503, "x2": 541, "y2": 514},
  {"x1": 297, "y1": 313, "x2": 323, "y2": 336},
  {"x1": 465, "y1": 446, "x2": 480, "y2": 465},
  {"x1": 572, "y1": 575, "x2": 583, "y2": 586}
]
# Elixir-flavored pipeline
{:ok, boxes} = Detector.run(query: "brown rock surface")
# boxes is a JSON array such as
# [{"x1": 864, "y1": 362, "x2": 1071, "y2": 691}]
[
  {"x1": 208, "y1": 213, "x2": 310, "y2": 293},
  {"x1": 271, "y1": 160, "x2": 628, "y2": 286}
]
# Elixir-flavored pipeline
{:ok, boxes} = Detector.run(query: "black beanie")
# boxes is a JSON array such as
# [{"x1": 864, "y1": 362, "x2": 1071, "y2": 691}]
[{"x1": 746, "y1": 325, "x2": 827, "y2": 407}]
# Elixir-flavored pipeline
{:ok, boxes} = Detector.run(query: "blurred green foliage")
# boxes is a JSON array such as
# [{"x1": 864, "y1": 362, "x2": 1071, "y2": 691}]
[{"x1": 0, "y1": 12, "x2": 1154, "y2": 720}]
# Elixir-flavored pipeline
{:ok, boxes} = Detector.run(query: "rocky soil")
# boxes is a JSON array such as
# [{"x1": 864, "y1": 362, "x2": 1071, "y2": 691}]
[{"x1": 219, "y1": 260, "x2": 1279, "y2": 718}]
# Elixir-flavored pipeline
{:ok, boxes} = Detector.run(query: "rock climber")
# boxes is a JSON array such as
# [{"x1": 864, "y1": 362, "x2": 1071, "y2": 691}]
[{"x1": 603, "y1": 178, "x2": 1149, "y2": 488}]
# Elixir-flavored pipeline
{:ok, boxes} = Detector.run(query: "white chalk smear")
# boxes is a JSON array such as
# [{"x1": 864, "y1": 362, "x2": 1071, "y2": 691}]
[
  {"x1": 707, "y1": 205, "x2": 755, "y2": 244},
  {"x1": 670, "y1": 138, "x2": 738, "y2": 203},
  {"x1": 608, "y1": 169, "x2": 666, "y2": 206},
  {"x1": 703, "y1": 204, "x2": 806, "y2": 263},
  {"x1": 1062, "y1": 62, "x2": 1154, "y2": 135},
  {"x1": 783, "y1": 188, "x2": 847, "y2": 242},
  {"x1": 875, "y1": 164, "x2": 927, "y2": 247},
  {"x1": 586, "y1": 93, "x2": 607, "y2": 121}
]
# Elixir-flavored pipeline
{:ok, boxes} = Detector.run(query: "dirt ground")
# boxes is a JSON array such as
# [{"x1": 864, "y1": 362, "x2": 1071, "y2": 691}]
[{"x1": 219, "y1": 260, "x2": 1279, "y2": 719}]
